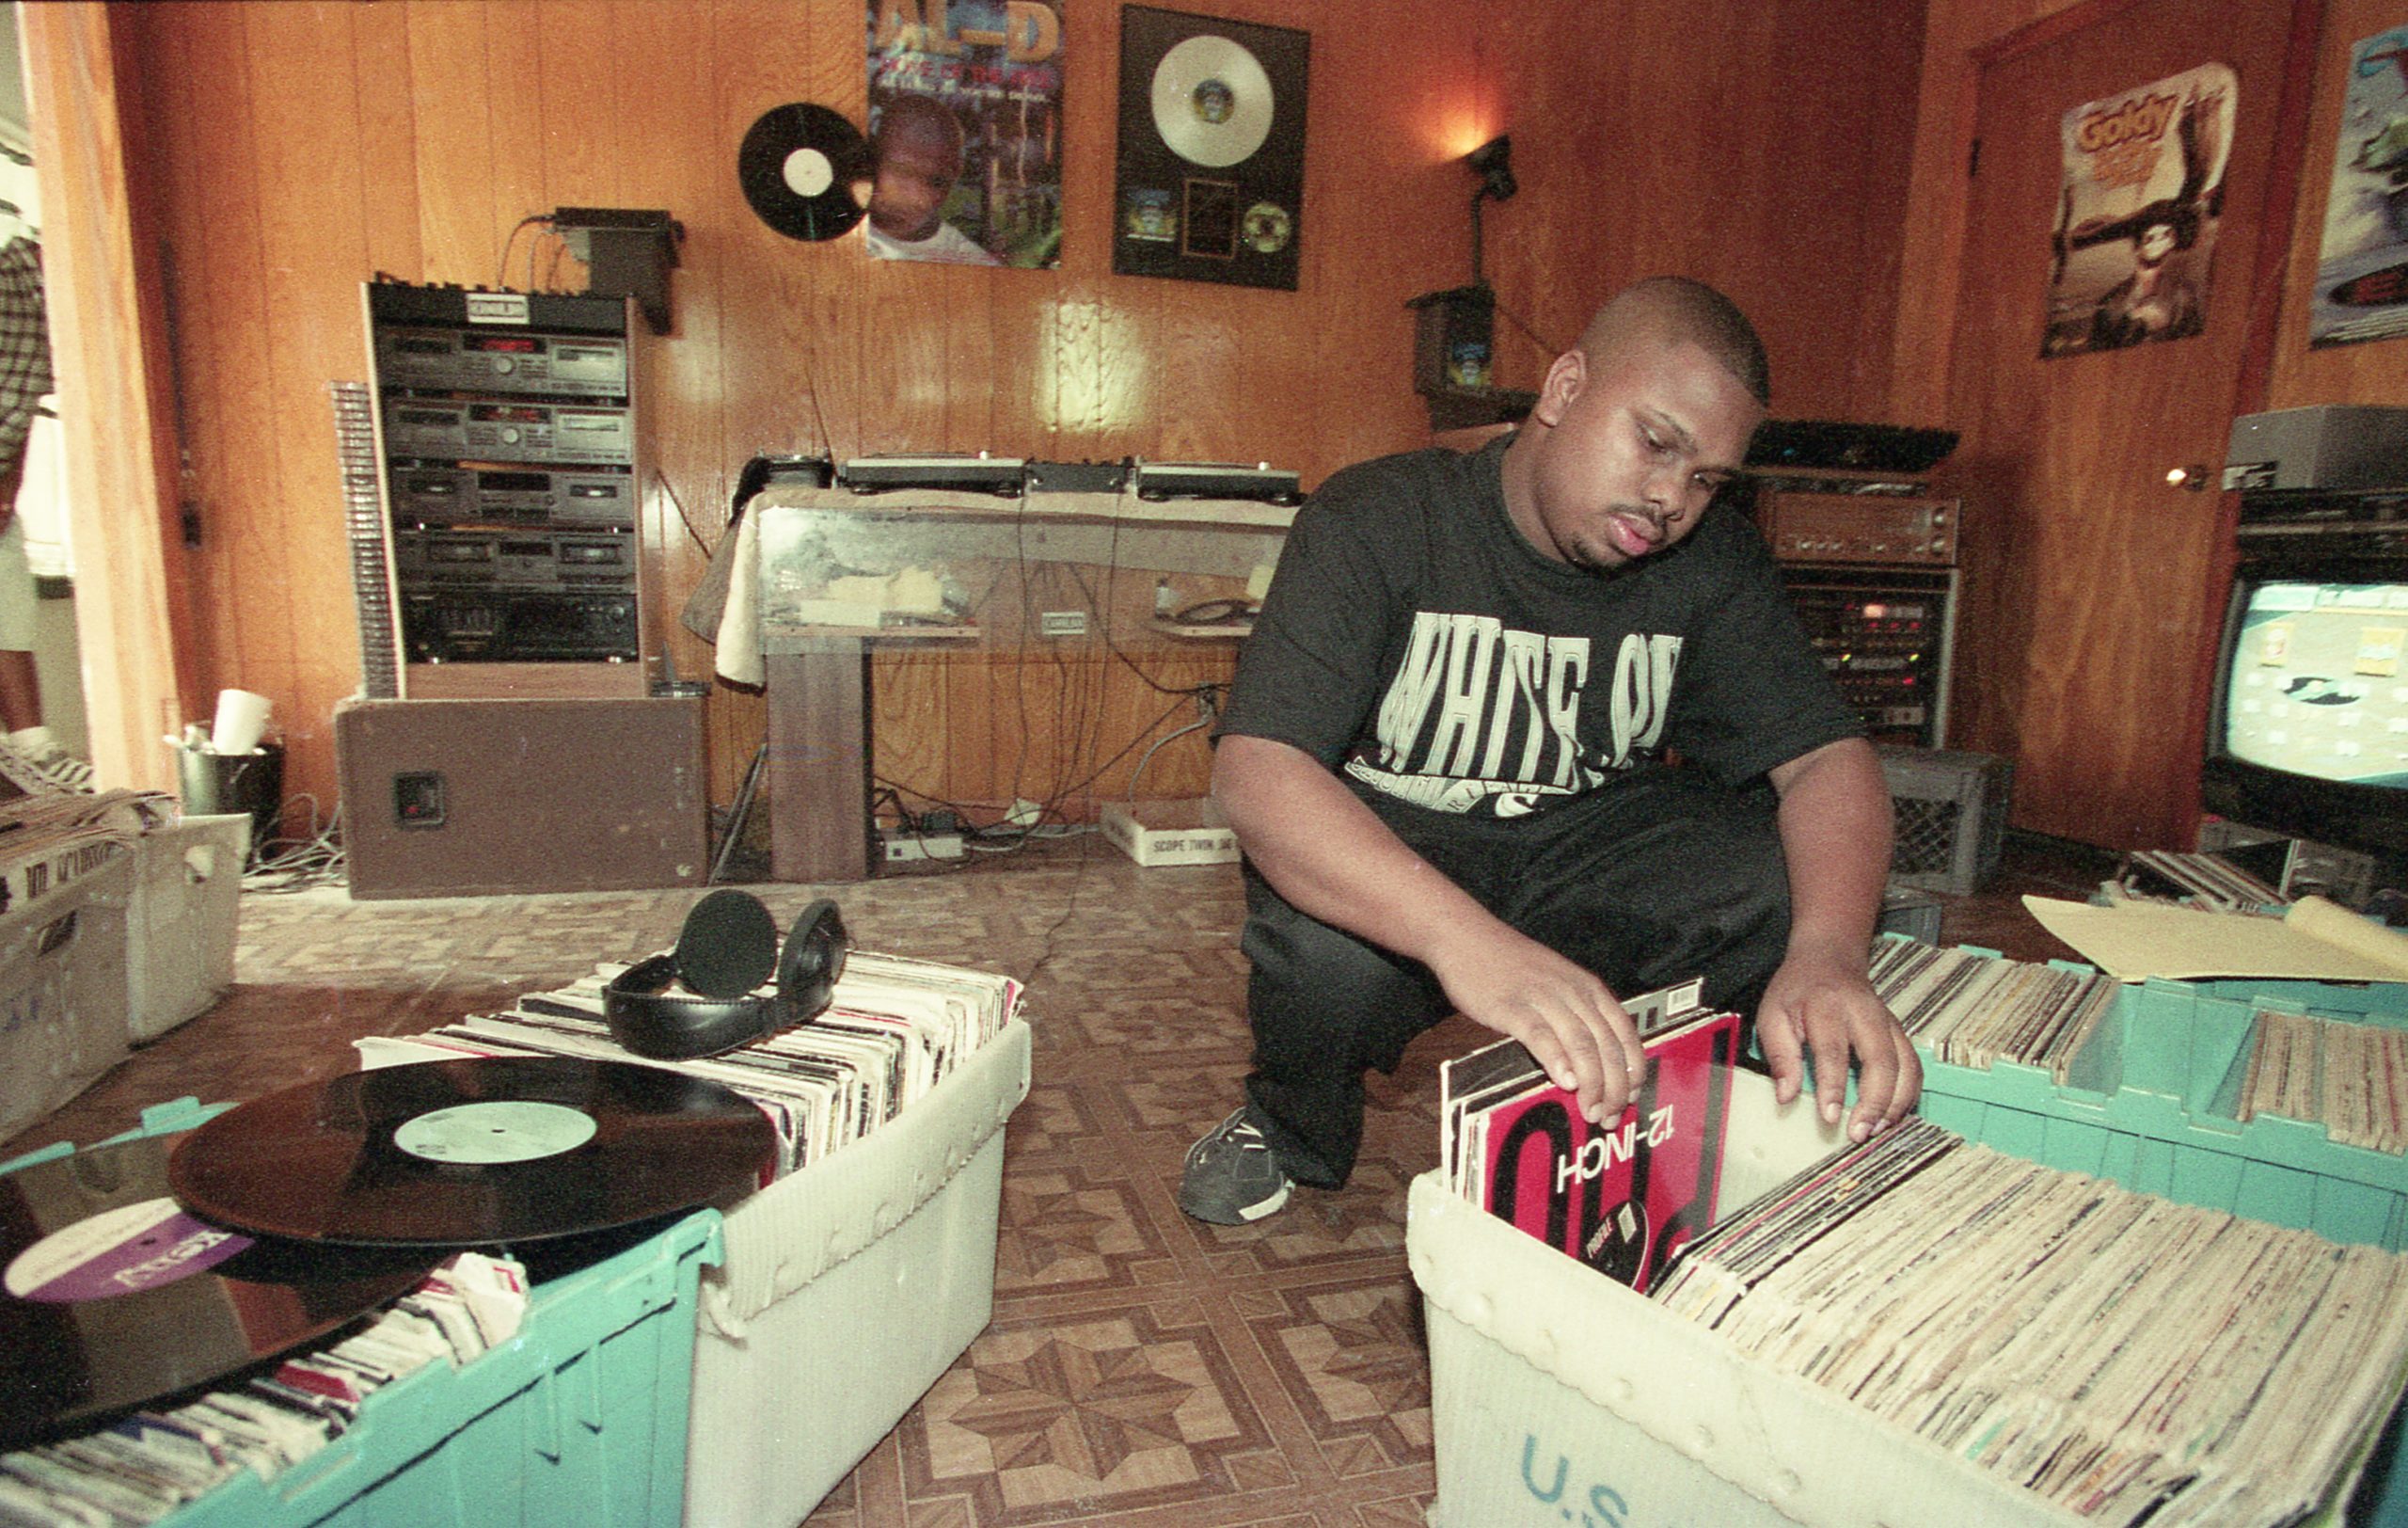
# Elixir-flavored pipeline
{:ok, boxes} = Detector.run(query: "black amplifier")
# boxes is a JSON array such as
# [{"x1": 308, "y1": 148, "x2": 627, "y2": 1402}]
[
  {"x1": 392, "y1": 466, "x2": 635, "y2": 528},
  {"x1": 382, "y1": 398, "x2": 635, "y2": 466},
  {"x1": 366, "y1": 281, "x2": 629, "y2": 336},
  {"x1": 394, "y1": 529, "x2": 636, "y2": 592},
  {"x1": 1779, "y1": 566, "x2": 1956, "y2": 746},
  {"x1": 374, "y1": 326, "x2": 629, "y2": 399},
  {"x1": 403, "y1": 590, "x2": 639, "y2": 662}
]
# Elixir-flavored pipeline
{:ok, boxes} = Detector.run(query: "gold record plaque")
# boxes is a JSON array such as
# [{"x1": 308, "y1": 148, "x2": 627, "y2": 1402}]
[{"x1": 1114, "y1": 6, "x2": 1308, "y2": 291}]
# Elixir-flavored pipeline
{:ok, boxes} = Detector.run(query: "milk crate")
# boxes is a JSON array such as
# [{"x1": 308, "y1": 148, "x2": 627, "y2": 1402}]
[{"x1": 1877, "y1": 743, "x2": 2012, "y2": 895}]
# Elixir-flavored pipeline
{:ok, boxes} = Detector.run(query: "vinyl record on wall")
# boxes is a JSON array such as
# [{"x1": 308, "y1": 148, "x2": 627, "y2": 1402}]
[
  {"x1": 1114, "y1": 6, "x2": 1309, "y2": 291},
  {"x1": 738, "y1": 103, "x2": 872, "y2": 242}
]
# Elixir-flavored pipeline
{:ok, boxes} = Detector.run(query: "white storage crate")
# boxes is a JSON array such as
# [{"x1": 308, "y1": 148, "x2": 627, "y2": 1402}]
[
  {"x1": 682, "y1": 1016, "x2": 1032, "y2": 1528},
  {"x1": 127, "y1": 813, "x2": 248, "y2": 1042},
  {"x1": 1408, "y1": 1070, "x2": 2408, "y2": 1527},
  {"x1": 0, "y1": 853, "x2": 133, "y2": 1142}
]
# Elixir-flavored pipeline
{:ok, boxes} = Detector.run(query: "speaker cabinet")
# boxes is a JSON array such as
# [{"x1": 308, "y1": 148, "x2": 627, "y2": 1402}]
[{"x1": 336, "y1": 696, "x2": 706, "y2": 899}]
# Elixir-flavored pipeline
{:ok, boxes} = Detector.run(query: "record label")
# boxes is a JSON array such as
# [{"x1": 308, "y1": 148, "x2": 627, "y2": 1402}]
[
  {"x1": 0, "y1": 1133, "x2": 433, "y2": 1449},
  {"x1": 168, "y1": 1056, "x2": 778, "y2": 1247},
  {"x1": 5, "y1": 1198, "x2": 248, "y2": 1301},
  {"x1": 393, "y1": 1101, "x2": 598, "y2": 1165},
  {"x1": 1150, "y1": 34, "x2": 1275, "y2": 168}
]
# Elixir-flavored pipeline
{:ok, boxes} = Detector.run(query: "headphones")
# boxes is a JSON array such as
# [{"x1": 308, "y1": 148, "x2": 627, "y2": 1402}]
[{"x1": 603, "y1": 891, "x2": 848, "y2": 1060}]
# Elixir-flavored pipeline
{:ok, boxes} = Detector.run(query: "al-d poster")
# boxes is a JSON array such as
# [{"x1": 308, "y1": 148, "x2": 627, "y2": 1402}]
[
  {"x1": 863, "y1": 1, "x2": 1064, "y2": 267},
  {"x1": 2042, "y1": 63, "x2": 2234, "y2": 358},
  {"x1": 2311, "y1": 27, "x2": 2408, "y2": 346}
]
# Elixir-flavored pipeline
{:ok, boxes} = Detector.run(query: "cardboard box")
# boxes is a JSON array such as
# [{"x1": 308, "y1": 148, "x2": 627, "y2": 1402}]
[
  {"x1": 1409, "y1": 1071, "x2": 2408, "y2": 1526},
  {"x1": 1100, "y1": 797, "x2": 1240, "y2": 867},
  {"x1": 682, "y1": 1018, "x2": 1033, "y2": 1528},
  {"x1": 0, "y1": 853, "x2": 132, "y2": 1142},
  {"x1": 128, "y1": 814, "x2": 249, "y2": 1042}
]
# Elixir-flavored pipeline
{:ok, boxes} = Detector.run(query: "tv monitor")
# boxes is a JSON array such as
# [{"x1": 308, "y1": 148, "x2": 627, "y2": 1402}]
[{"x1": 2201, "y1": 566, "x2": 2408, "y2": 864}]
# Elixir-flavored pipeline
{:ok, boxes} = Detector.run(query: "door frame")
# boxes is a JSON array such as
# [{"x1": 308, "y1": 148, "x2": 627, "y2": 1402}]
[{"x1": 18, "y1": 2, "x2": 195, "y2": 793}]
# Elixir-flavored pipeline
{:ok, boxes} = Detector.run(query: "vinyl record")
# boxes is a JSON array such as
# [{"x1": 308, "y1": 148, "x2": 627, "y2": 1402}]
[
  {"x1": 0, "y1": 1133, "x2": 433, "y2": 1450},
  {"x1": 738, "y1": 102, "x2": 869, "y2": 242},
  {"x1": 167, "y1": 1057, "x2": 777, "y2": 1248},
  {"x1": 1149, "y1": 34, "x2": 1275, "y2": 168}
]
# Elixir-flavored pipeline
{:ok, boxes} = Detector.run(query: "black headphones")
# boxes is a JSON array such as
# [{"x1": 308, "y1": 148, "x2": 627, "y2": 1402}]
[{"x1": 603, "y1": 891, "x2": 848, "y2": 1060}]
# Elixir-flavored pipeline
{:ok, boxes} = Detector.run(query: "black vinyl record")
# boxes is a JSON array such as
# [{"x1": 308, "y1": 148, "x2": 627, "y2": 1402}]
[
  {"x1": 166, "y1": 1057, "x2": 777, "y2": 1248},
  {"x1": 0, "y1": 1133, "x2": 433, "y2": 1449},
  {"x1": 738, "y1": 103, "x2": 870, "y2": 242}
]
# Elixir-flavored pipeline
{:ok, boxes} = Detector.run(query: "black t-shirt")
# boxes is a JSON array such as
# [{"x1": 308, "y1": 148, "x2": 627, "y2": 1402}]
[{"x1": 1216, "y1": 437, "x2": 1860, "y2": 817}]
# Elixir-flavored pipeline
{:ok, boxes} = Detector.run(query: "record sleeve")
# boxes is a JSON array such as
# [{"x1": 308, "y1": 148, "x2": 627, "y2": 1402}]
[
  {"x1": 166, "y1": 1057, "x2": 777, "y2": 1248},
  {"x1": 0, "y1": 1133, "x2": 432, "y2": 1449},
  {"x1": 1449, "y1": 1001, "x2": 1740, "y2": 1294}
]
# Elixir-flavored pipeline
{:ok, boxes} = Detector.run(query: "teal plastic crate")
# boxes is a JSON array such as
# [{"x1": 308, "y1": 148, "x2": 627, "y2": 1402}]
[
  {"x1": 5, "y1": 1095, "x2": 722, "y2": 1528},
  {"x1": 1889, "y1": 935, "x2": 2408, "y2": 1250}
]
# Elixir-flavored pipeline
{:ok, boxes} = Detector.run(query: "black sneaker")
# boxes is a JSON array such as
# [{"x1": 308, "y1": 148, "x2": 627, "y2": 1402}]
[{"x1": 1178, "y1": 1106, "x2": 1295, "y2": 1225}]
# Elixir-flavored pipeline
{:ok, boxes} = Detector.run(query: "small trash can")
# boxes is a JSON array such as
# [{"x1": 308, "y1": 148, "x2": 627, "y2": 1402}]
[{"x1": 176, "y1": 742, "x2": 282, "y2": 864}]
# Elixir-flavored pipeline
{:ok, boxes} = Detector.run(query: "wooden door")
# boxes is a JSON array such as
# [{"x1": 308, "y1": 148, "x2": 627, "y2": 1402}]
[{"x1": 1943, "y1": 0, "x2": 2308, "y2": 849}]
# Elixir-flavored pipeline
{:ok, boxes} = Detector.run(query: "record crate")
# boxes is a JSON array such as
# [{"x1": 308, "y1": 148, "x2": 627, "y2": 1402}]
[
  {"x1": 127, "y1": 813, "x2": 248, "y2": 1043},
  {"x1": 1408, "y1": 1070, "x2": 2408, "y2": 1528},
  {"x1": 682, "y1": 1015, "x2": 1033, "y2": 1528},
  {"x1": 1876, "y1": 743, "x2": 2012, "y2": 896},
  {"x1": 1894, "y1": 939, "x2": 2408, "y2": 1251},
  {"x1": 0, "y1": 850, "x2": 133, "y2": 1143},
  {"x1": 4, "y1": 1097, "x2": 722, "y2": 1528}
]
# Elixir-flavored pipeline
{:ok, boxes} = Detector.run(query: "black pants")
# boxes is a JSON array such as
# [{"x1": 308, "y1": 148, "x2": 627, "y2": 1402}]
[{"x1": 1240, "y1": 768, "x2": 1793, "y2": 1187}]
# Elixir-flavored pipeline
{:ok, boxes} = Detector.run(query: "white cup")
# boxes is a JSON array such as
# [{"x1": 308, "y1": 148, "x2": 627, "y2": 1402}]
[{"x1": 212, "y1": 689, "x2": 273, "y2": 755}]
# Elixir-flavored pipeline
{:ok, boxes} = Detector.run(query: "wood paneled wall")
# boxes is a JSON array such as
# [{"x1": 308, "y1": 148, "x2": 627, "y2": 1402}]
[{"x1": 114, "y1": 0, "x2": 1925, "y2": 831}]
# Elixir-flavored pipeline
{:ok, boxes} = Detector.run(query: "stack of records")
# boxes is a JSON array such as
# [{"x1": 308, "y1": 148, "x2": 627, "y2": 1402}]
[
  {"x1": 383, "y1": 949, "x2": 1022, "y2": 1178},
  {"x1": 1653, "y1": 1120, "x2": 2408, "y2": 1525},
  {"x1": 0, "y1": 791, "x2": 174, "y2": 915},
  {"x1": 1868, "y1": 939, "x2": 2123, "y2": 1081},
  {"x1": 2119, "y1": 849, "x2": 2289, "y2": 914},
  {"x1": 2239, "y1": 1007, "x2": 2408, "y2": 1154},
  {"x1": 1439, "y1": 979, "x2": 1741, "y2": 1295},
  {"x1": 0, "y1": 1127, "x2": 532, "y2": 1524}
]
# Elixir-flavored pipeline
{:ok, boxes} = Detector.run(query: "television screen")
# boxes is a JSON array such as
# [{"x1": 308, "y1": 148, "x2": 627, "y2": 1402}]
[{"x1": 2220, "y1": 579, "x2": 2408, "y2": 788}]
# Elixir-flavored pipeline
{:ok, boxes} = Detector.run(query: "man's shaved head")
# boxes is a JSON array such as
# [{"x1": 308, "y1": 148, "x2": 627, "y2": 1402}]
[{"x1": 1576, "y1": 276, "x2": 1769, "y2": 408}]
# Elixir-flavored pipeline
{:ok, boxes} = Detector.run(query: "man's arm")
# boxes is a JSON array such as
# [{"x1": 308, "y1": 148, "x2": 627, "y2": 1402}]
[
  {"x1": 1755, "y1": 737, "x2": 1922, "y2": 1141},
  {"x1": 1212, "y1": 732, "x2": 1646, "y2": 1125}
]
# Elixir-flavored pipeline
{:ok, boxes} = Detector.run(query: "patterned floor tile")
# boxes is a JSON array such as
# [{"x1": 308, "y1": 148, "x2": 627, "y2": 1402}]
[
  {"x1": 994, "y1": 1160, "x2": 1175, "y2": 1297},
  {"x1": 904, "y1": 1304, "x2": 1277, "y2": 1522},
  {"x1": 1236, "y1": 1272, "x2": 1434, "y2": 1478}
]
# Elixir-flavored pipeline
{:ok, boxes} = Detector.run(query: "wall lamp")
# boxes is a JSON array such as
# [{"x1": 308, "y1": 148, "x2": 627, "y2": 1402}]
[
  {"x1": 1404, "y1": 135, "x2": 1535, "y2": 427},
  {"x1": 1466, "y1": 135, "x2": 1515, "y2": 286}
]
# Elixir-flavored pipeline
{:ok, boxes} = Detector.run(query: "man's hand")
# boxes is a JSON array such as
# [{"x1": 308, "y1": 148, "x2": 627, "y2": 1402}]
[
  {"x1": 1753, "y1": 947, "x2": 1920, "y2": 1142},
  {"x1": 1429, "y1": 923, "x2": 1647, "y2": 1126}
]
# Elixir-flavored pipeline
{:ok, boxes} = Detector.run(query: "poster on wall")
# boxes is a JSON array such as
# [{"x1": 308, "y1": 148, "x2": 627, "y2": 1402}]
[
  {"x1": 1113, "y1": 6, "x2": 1309, "y2": 292},
  {"x1": 2041, "y1": 63, "x2": 2234, "y2": 358},
  {"x1": 2310, "y1": 27, "x2": 2408, "y2": 346},
  {"x1": 863, "y1": 0, "x2": 1065, "y2": 267}
]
